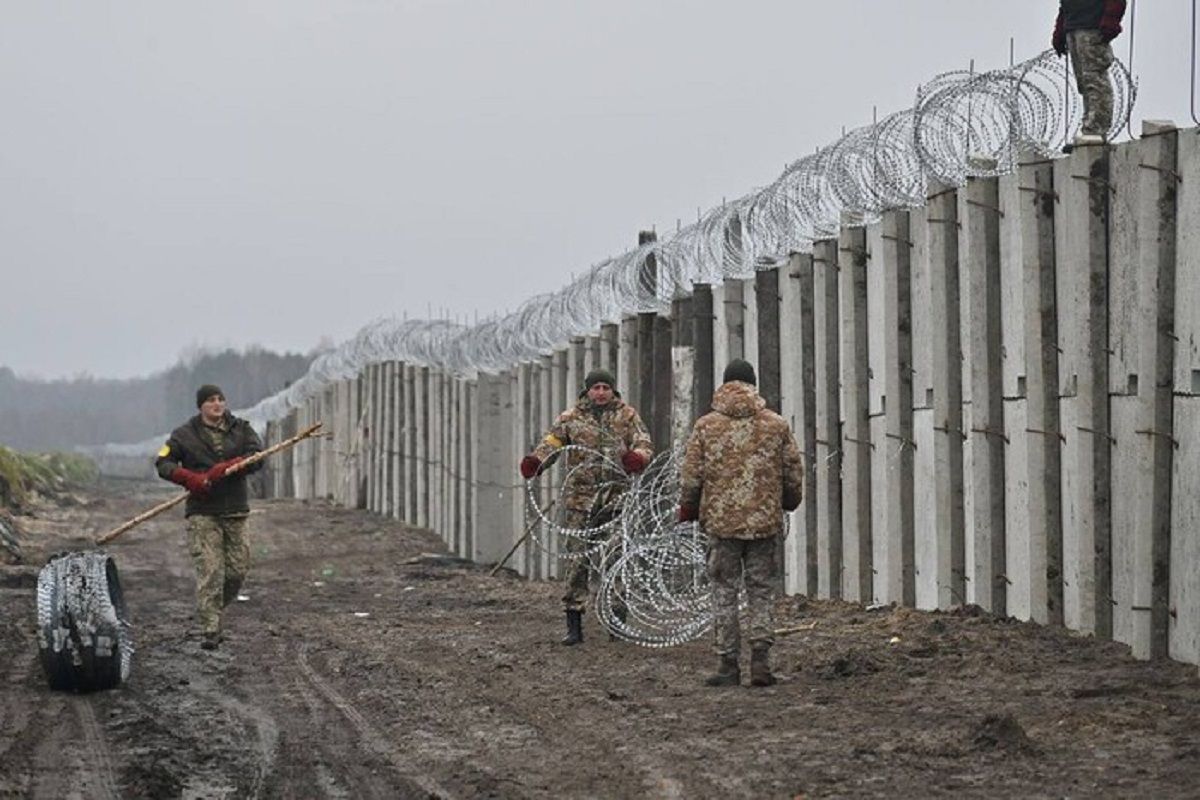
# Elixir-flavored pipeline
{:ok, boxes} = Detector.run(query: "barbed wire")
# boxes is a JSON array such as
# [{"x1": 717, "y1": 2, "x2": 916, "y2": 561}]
[
  {"x1": 93, "y1": 49, "x2": 1135, "y2": 459},
  {"x1": 522, "y1": 443, "x2": 721, "y2": 647}
]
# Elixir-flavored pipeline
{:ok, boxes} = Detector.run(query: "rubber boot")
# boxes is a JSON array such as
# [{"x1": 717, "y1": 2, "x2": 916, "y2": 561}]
[
  {"x1": 750, "y1": 646, "x2": 775, "y2": 687},
  {"x1": 704, "y1": 654, "x2": 740, "y2": 687},
  {"x1": 561, "y1": 610, "x2": 583, "y2": 646}
]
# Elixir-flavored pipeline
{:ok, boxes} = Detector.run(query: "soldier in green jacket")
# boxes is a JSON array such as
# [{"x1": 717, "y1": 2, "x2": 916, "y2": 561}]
[
  {"x1": 520, "y1": 369, "x2": 654, "y2": 645},
  {"x1": 679, "y1": 360, "x2": 804, "y2": 687},
  {"x1": 156, "y1": 385, "x2": 263, "y2": 650}
]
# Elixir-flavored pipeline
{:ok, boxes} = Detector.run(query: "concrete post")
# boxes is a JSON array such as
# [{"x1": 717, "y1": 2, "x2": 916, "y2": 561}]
[
  {"x1": 1109, "y1": 122, "x2": 1178, "y2": 659},
  {"x1": 462, "y1": 379, "x2": 476, "y2": 557},
  {"x1": 961, "y1": 173, "x2": 1007, "y2": 616},
  {"x1": 473, "y1": 372, "x2": 515, "y2": 565},
  {"x1": 374, "y1": 363, "x2": 386, "y2": 512},
  {"x1": 392, "y1": 362, "x2": 406, "y2": 520},
  {"x1": 600, "y1": 323, "x2": 620, "y2": 374},
  {"x1": 879, "y1": 210, "x2": 916, "y2": 606},
  {"x1": 780, "y1": 253, "x2": 819, "y2": 596},
  {"x1": 928, "y1": 182, "x2": 967, "y2": 609},
  {"x1": 1011, "y1": 155, "x2": 1063, "y2": 625},
  {"x1": 321, "y1": 385, "x2": 335, "y2": 500},
  {"x1": 445, "y1": 371, "x2": 454, "y2": 541},
  {"x1": 813, "y1": 238, "x2": 843, "y2": 599},
  {"x1": 329, "y1": 381, "x2": 344, "y2": 505},
  {"x1": 718, "y1": 279, "x2": 745, "y2": 373},
  {"x1": 618, "y1": 316, "x2": 639, "y2": 412},
  {"x1": 415, "y1": 366, "x2": 430, "y2": 529},
  {"x1": 381, "y1": 363, "x2": 394, "y2": 515},
  {"x1": 429, "y1": 369, "x2": 442, "y2": 538},
  {"x1": 539, "y1": 353, "x2": 556, "y2": 577},
  {"x1": 671, "y1": 296, "x2": 695, "y2": 448},
  {"x1": 279, "y1": 410, "x2": 297, "y2": 498},
  {"x1": 1055, "y1": 144, "x2": 1112, "y2": 637},
  {"x1": 636, "y1": 312, "x2": 656, "y2": 424},
  {"x1": 653, "y1": 314, "x2": 673, "y2": 451},
  {"x1": 755, "y1": 267, "x2": 782, "y2": 414},
  {"x1": 1170, "y1": 127, "x2": 1200, "y2": 666},
  {"x1": 404, "y1": 365, "x2": 418, "y2": 522},
  {"x1": 839, "y1": 221, "x2": 872, "y2": 603},
  {"x1": 584, "y1": 335, "x2": 600, "y2": 375},
  {"x1": 515, "y1": 363, "x2": 536, "y2": 577},
  {"x1": 365, "y1": 365, "x2": 377, "y2": 513},
  {"x1": 567, "y1": 339, "x2": 585, "y2": 404},
  {"x1": 692, "y1": 284, "x2": 715, "y2": 419}
]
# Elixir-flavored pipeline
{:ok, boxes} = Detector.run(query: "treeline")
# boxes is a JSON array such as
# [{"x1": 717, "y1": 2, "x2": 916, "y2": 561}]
[{"x1": 0, "y1": 346, "x2": 315, "y2": 451}]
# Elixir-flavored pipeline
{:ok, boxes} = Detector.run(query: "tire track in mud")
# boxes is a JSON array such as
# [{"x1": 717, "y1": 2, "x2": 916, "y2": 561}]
[
  {"x1": 382, "y1": 640, "x2": 684, "y2": 796},
  {"x1": 72, "y1": 696, "x2": 121, "y2": 800},
  {"x1": 0, "y1": 642, "x2": 37, "y2": 760},
  {"x1": 295, "y1": 642, "x2": 456, "y2": 799},
  {"x1": 203, "y1": 688, "x2": 280, "y2": 799}
]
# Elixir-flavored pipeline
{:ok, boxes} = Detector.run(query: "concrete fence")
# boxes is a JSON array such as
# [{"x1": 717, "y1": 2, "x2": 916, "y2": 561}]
[{"x1": 262, "y1": 125, "x2": 1200, "y2": 667}]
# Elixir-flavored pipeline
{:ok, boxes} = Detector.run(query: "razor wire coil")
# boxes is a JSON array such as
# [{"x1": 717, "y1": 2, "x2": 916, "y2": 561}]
[{"x1": 95, "y1": 49, "x2": 1135, "y2": 461}]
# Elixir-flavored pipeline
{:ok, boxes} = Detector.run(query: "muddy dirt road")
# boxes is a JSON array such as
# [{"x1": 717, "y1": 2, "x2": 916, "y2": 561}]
[{"x1": 1, "y1": 478, "x2": 1199, "y2": 798}]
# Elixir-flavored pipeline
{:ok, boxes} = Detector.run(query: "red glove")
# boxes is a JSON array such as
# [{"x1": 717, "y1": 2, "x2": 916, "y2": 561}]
[
  {"x1": 677, "y1": 504, "x2": 698, "y2": 523},
  {"x1": 205, "y1": 458, "x2": 243, "y2": 484},
  {"x1": 169, "y1": 467, "x2": 210, "y2": 497},
  {"x1": 1099, "y1": 0, "x2": 1126, "y2": 43},
  {"x1": 1051, "y1": 13, "x2": 1066, "y2": 56},
  {"x1": 621, "y1": 451, "x2": 648, "y2": 474},
  {"x1": 519, "y1": 455, "x2": 542, "y2": 480}
]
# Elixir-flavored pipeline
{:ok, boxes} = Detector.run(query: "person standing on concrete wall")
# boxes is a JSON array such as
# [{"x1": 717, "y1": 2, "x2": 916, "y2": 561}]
[
  {"x1": 1052, "y1": 0, "x2": 1127, "y2": 145},
  {"x1": 520, "y1": 369, "x2": 654, "y2": 646},
  {"x1": 678, "y1": 359, "x2": 804, "y2": 688},
  {"x1": 156, "y1": 385, "x2": 263, "y2": 651}
]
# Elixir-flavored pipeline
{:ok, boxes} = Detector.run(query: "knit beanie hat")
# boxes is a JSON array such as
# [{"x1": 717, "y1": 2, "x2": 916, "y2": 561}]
[
  {"x1": 196, "y1": 384, "x2": 225, "y2": 408},
  {"x1": 584, "y1": 369, "x2": 616, "y2": 390},
  {"x1": 722, "y1": 359, "x2": 756, "y2": 386}
]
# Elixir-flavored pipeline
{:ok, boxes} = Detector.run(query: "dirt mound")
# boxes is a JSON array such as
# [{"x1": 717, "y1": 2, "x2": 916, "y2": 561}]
[
  {"x1": 971, "y1": 713, "x2": 1038, "y2": 754},
  {"x1": 819, "y1": 649, "x2": 884, "y2": 679}
]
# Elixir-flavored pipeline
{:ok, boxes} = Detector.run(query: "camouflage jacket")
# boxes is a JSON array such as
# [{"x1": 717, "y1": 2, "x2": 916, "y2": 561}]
[
  {"x1": 155, "y1": 412, "x2": 263, "y2": 518},
  {"x1": 532, "y1": 396, "x2": 654, "y2": 513},
  {"x1": 679, "y1": 381, "x2": 804, "y2": 539}
]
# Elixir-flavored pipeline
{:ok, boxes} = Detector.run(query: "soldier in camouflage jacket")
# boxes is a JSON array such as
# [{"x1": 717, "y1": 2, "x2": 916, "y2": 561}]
[
  {"x1": 679, "y1": 359, "x2": 804, "y2": 687},
  {"x1": 521, "y1": 369, "x2": 653, "y2": 644}
]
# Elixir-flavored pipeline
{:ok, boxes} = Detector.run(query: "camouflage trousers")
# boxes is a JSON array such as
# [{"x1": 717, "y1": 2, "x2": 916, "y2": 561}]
[
  {"x1": 707, "y1": 536, "x2": 778, "y2": 657},
  {"x1": 1068, "y1": 29, "x2": 1115, "y2": 136},
  {"x1": 186, "y1": 514, "x2": 250, "y2": 635},
  {"x1": 559, "y1": 507, "x2": 626, "y2": 614}
]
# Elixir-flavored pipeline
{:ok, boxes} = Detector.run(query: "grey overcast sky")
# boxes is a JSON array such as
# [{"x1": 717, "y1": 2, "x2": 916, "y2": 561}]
[{"x1": 1, "y1": 1, "x2": 1193, "y2": 380}]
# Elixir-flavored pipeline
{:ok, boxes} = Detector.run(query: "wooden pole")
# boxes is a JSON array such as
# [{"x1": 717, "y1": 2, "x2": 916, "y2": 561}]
[
  {"x1": 489, "y1": 497, "x2": 556, "y2": 577},
  {"x1": 96, "y1": 422, "x2": 324, "y2": 545}
]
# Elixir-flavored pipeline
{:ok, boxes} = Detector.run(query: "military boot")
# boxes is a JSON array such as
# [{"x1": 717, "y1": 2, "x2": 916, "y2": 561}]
[
  {"x1": 750, "y1": 646, "x2": 776, "y2": 687},
  {"x1": 704, "y1": 654, "x2": 740, "y2": 687},
  {"x1": 561, "y1": 610, "x2": 583, "y2": 646},
  {"x1": 609, "y1": 605, "x2": 628, "y2": 642},
  {"x1": 200, "y1": 631, "x2": 221, "y2": 651}
]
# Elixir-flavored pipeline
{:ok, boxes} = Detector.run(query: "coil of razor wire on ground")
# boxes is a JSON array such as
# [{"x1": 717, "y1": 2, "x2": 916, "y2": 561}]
[{"x1": 98, "y1": 49, "x2": 1135, "y2": 456}]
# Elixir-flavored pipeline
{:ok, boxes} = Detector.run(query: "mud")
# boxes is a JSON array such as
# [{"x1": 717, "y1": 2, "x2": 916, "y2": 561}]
[{"x1": 1, "y1": 478, "x2": 1199, "y2": 798}]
